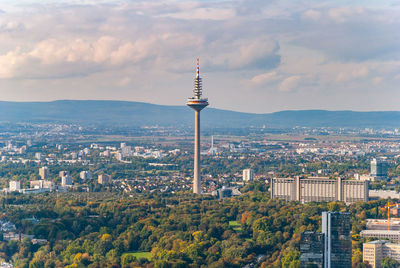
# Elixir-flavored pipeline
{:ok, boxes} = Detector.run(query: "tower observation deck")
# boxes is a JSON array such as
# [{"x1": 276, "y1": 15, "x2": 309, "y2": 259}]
[{"x1": 187, "y1": 58, "x2": 208, "y2": 194}]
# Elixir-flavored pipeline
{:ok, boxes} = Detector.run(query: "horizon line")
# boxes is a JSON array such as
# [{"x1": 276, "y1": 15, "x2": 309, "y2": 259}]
[{"x1": 0, "y1": 99, "x2": 398, "y2": 114}]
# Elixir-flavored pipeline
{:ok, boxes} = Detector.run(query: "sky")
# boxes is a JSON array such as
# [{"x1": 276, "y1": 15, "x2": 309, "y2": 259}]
[{"x1": 0, "y1": 0, "x2": 399, "y2": 113}]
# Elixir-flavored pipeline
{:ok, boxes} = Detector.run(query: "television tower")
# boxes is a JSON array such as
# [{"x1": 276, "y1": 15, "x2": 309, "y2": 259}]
[{"x1": 187, "y1": 58, "x2": 208, "y2": 194}]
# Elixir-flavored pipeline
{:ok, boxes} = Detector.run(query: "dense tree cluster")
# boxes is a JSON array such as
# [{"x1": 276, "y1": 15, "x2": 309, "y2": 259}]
[{"x1": 0, "y1": 183, "x2": 391, "y2": 267}]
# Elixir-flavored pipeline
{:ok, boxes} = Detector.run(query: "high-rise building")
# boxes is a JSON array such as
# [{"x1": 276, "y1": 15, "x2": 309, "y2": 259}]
[
  {"x1": 209, "y1": 136, "x2": 218, "y2": 155},
  {"x1": 187, "y1": 58, "x2": 208, "y2": 194},
  {"x1": 98, "y1": 174, "x2": 112, "y2": 185},
  {"x1": 61, "y1": 175, "x2": 73, "y2": 187},
  {"x1": 322, "y1": 211, "x2": 352, "y2": 268},
  {"x1": 300, "y1": 231, "x2": 324, "y2": 268},
  {"x1": 80, "y1": 171, "x2": 92, "y2": 181},
  {"x1": 35, "y1": 152, "x2": 41, "y2": 160},
  {"x1": 121, "y1": 146, "x2": 133, "y2": 157},
  {"x1": 270, "y1": 176, "x2": 368, "y2": 204},
  {"x1": 242, "y1": 169, "x2": 254, "y2": 182},
  {"x1": 59, "y1": 171, "x2": 69, "y2": 178},
  {"x1": 39, "y1": 167, "x2": 49, "y2": 180},
  {"x1": 371, "y1": 158, "x2": 388, "y2": 180},
  {"x1": 9, "y1": 181, "x2": 21, "y2": 192}
]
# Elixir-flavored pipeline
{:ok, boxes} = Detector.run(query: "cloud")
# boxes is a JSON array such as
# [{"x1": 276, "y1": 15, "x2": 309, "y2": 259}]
[
  {"x1": 372, "y1": 77, "x2": 383, "y2": 85},
  {"x1": 160, "y1": 7, "x2": 236, "y2": 21},
  {"x1": 328, "y1": 6, "x2": 365, "y2": 23},
  {"x1": 249, "y1": 71, "x2": 280, "y2": 86},
  {"x1": 0, "y1": 1, "x2": 398, "y2": 112},
  {"x1": 0, "y1": 32, "x2": 204, "y2": 79},
  {"x1": 337, "y1": 66, "x2": 369, "y2": 82},
  {"x1": 279, "y1": 75, "x2": 302, "y2": 92},
  {"x1": 205, "y1": 38, "x2": 281, "y2": 71},
  {"x1": 302, "y1": 9, "x2": 321, "y2": 20}
]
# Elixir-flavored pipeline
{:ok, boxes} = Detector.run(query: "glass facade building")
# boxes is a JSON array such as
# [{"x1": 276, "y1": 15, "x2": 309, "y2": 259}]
[
  {"x1": 300, "y1": 231, "x2": 324, "y2": 268},
  {"x1": 322, "y1": 211, "x2": 352, "y2": 268}
]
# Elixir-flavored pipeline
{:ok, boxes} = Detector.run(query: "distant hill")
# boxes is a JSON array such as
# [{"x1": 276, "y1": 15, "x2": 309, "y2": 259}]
[{"x1": 0, "y1": 100, "x2": 398, "y2": 128}]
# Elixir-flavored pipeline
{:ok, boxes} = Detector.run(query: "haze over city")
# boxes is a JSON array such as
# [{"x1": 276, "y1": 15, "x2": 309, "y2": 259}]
[{"x1": 0, "y1": 0, "x2": 399, "y2": 113}]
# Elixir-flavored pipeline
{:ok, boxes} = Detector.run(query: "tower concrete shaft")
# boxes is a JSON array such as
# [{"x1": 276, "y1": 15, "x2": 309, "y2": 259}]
[
  {"x1": 187, "y1": 58, "x2": 208, "y2": 194},
  {"x1": 193, "y1": 110, "x2": 201, "y2": 194}
]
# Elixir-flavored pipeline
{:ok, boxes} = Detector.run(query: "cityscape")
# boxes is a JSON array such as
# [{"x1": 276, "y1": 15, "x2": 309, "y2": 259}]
[{"x1": 0, "y1": 0, "x2": 399, "y2": 268}]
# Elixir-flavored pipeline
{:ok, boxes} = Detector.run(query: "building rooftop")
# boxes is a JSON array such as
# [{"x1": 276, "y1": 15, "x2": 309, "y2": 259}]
[{"x1": 361, "y1": 230, "x2": 400, "y2": 235}]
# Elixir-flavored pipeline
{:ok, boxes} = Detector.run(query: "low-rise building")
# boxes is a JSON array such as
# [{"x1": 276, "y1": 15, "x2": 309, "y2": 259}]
[
  {"x1": 30, "y1": 180, "x2": 55, "y2": 190},
  {"x1": 360, "y1": 230, "x2": 400, "y2": 242},
  {"x1": 363, "y1": 240, "x2": 400, "y2": 268},
  {"x1": 366, "y1": 219, "x2": 400, "y2": 231}
]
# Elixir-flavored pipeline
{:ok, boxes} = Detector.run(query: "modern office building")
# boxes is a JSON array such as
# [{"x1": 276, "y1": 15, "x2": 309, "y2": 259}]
[
  {"x1": 371, "y1": 158, "x2": 388, "y2": 180},
  {"x1": 300, "y1": 231, "x2": 324, "y2": 268},
  {"x1": 363, "y1": 240, "x2": 400, "y2": 268},
  {"x1": 242, "y1": 169, "x2": 254, "y2": 182},
  {"x1": 322, "y1": 211, "x2": 352, "y2": 268},
  {"x1": 187, "y1": 58, "x2": 208, "y2": 194},
  {"x1": 39, "y1": 166, "x2": 49, "y2": 180},
  {"x1": 270, "y1": 176, "x2": 368, "y2": 203}
]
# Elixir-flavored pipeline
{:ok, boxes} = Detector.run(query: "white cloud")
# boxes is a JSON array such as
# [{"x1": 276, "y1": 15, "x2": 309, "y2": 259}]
[
  {"x1": 249, "y1": 71, "x2": 280, "y2": 86},
  {"x1": 279, "y1": 75, "x2": 302, "y2": 92}
]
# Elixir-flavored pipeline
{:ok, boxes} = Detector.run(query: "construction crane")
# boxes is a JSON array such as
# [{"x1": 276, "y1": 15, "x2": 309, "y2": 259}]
[{"x1": 385, "y1": 202, "x2": 398, "y2": 231}]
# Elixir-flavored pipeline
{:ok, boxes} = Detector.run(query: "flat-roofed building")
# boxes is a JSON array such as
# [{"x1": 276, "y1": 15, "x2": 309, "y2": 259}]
[
  {"x1": 300, "y1": 231, "x2": 324, "y2": 268},
  {"x1": 9, "y1": 181, "x2": 20, "y2": 192},
  {"x1": 242, "y1": 169, "x2": 254, "y2": 182},
  {"x1": 322, "y1": 211, "x2": 352, "y2": 268},
  {"x1": 363, "y1": 240, "x2": 400, "y2": 268},
  {"x1": 270, "y1": 176, "x2": 368, "y2": 204},
  {"x1": 61, "y1": 175, "x2": 73, "y2": 187},
  {"x1": 39, "y1": 166, "x2": 49, "y2": 180},
  {"x1": 371, "y1": 158, "x2": 388, "y2": 180},
  {"x1": 360, "y1": 230, "x2": 400, "y2": 242},
  {"x1": 98, "y1": 174, "x2": 112, "y2": 185},
  {"x1": 30, "y1": 180, "x2": 55, "y2": 190},
  {"x1": 366, "y1": 219, "x2": 400, "y2": 231}
]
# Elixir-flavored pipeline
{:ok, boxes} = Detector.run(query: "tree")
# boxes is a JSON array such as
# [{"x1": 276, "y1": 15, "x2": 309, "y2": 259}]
[
  {"x1": 281, "y1": 250, "x2": 300, "y2": 268},
  {"x1": 382, "y1": 257, "x2": 399, "y2": 268}
]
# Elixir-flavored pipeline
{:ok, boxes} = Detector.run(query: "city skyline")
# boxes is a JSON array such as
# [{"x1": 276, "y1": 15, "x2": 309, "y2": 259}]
[{"x1": 0, "y1": 0, "x2": 399, "y2": 113}]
